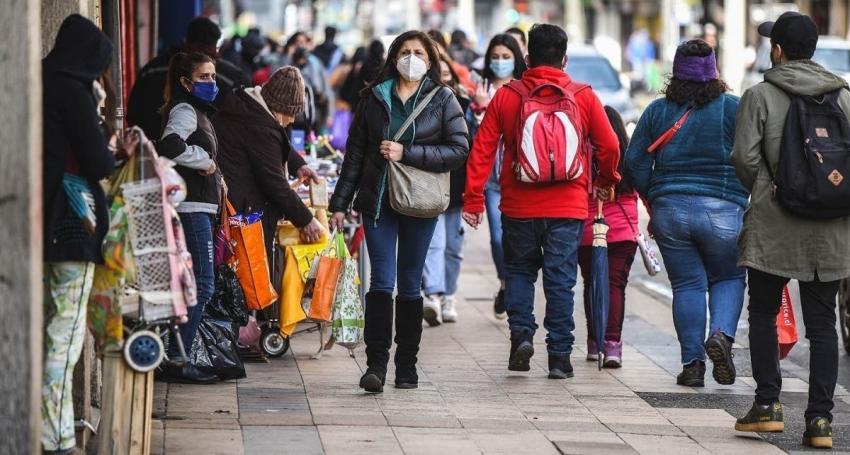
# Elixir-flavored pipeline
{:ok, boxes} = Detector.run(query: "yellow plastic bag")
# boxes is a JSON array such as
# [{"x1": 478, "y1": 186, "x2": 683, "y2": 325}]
[{"x1": 279, "y1": 242, "x2": 328, "y2": 336}]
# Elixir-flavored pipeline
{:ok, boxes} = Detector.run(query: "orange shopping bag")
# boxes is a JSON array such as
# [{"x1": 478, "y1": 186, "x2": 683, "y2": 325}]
[
  {"x1": 301, "y1": 233, "x2": 344, "y2": 322},
  {"x1": 226, "y1": 200, "x2": 278, "y2": 310},
  {"x1": 778, "y1": 286, "x2": 799, "y2": 359}
]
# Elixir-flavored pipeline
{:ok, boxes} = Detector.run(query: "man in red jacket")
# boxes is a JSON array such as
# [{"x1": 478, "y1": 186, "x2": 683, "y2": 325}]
[{"x1": 463, "y1": 24, "x2": 621, "y2": 379}]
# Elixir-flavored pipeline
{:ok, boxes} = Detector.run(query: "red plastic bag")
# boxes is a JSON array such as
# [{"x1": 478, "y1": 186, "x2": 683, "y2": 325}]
[{"x1": 778, "y1": 286, "x2": 799, "y2": 359}]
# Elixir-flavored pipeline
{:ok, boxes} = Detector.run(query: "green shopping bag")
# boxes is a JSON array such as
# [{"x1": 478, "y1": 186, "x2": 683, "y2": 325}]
[{"x1": 330, "y1": 232, "x2": 364, "y2": 349}]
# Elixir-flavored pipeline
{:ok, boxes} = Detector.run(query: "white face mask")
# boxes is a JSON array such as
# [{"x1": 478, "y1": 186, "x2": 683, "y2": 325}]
[{"x1": 396, "y1": 54, "x2": 428, "y2": 82}]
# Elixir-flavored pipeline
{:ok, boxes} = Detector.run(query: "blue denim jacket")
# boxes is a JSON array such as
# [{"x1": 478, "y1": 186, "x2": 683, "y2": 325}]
[{"x1": 624, "y1": 93, "x2": 749, "y2": 208}]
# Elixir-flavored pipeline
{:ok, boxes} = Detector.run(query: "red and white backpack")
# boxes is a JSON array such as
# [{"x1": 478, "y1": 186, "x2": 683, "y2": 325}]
[{"x1": 506, "y1": 81, "x2": 590, "y2": 184}]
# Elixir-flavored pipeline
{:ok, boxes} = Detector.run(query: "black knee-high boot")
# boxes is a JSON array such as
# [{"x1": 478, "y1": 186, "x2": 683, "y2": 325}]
[
  {"x1": 394, "y1": 296, "x2": 424, "y2": 389},
  {"x1": 360, "y1": 291, "x2": 393, "y2": 393}
]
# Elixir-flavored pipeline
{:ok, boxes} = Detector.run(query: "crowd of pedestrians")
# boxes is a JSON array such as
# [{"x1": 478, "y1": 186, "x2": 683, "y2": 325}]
[{"x1": 39, "y1": 10, "x2": 850, "y2": 453}]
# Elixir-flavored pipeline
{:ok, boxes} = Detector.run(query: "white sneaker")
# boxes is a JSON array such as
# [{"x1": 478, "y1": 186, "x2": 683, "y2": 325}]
[
  {"x1": 441, "y1": 295, "x2": 458, "y2": 323},
  {"x1": 423, "y1": 295, "x2": 443, "y2": 326}
]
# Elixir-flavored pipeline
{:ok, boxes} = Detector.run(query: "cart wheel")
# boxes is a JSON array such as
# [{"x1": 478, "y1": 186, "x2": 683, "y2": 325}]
[
  {"x1": 124, "y1": 330, "x2": 165, "y2": 372},
  {"x1": 839, "y1": 279, "x2": 850, "y2": 356},
  {"x1": 261, "y1": 328, "x2": 290, "y2": 358}
]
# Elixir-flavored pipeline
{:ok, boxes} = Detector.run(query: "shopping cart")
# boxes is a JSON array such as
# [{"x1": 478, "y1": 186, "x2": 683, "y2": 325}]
[{"x1": 119, "y1": 128, "x2": 196, "y2": 372}]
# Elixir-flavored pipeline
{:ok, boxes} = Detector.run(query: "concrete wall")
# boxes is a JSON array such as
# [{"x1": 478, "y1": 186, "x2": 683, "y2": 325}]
[
  {"x1": 41, "y1": 0, "x2": 99, "y2": 56},
  {"x1": 0, "y1": 0, "x2": 42, "y2": 453}
]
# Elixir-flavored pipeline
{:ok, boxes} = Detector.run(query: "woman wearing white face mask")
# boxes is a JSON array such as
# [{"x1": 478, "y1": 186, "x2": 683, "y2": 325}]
[
  {"x1": 330, "y1": 31, "x2": 470, "y2": 393},
  {"x1": 468, "y1": 34, "x2": 527, "y2": 320}
]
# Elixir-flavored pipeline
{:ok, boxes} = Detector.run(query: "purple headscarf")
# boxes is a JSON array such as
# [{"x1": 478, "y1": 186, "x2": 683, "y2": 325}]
[{"x1": 672, "y1": 48, "x2": 719, "y2": 82}]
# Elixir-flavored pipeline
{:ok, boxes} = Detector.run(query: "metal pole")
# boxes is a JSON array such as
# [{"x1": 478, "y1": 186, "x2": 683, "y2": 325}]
[
  {"x1": 111, "y1": 0, "x2": 125, "y2": 139},
  {"x1": 723, "y1": 0, "x2": 746, "y2": 95}
]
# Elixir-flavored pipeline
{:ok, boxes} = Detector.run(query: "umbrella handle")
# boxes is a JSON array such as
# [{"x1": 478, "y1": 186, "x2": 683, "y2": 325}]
[{"x1": 595, "y1": 187, "x2": 616, "y2": 220}]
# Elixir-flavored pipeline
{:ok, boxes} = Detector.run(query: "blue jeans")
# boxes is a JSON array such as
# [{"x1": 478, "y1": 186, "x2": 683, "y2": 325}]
[
  {"x1": 422, "y1": 207, "x2": 465, "y2": 296},
  {"x1": 484, "y1": 188, "x2": 505, "y2": 281},
  {"x1": 502, "y1": 216, "x2": 583, "y2": 356},
  {"x1": 173, "y1": 212, "x2": 215, "y2": 357},
  {"x1": 651, "y1": 195, "x2": 746, "y2": 364},
  {"x1": 365, "y1": 200, "x2": 438, "y2": 300}
]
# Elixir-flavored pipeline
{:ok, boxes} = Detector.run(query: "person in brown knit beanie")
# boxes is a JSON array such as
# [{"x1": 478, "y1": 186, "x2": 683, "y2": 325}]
[
  {"x1": 212, "y1": 64, "x2": 324, "y2": 261},
  {"x1": 261, "y1": 66, "x2": 306, "y2": 126}
]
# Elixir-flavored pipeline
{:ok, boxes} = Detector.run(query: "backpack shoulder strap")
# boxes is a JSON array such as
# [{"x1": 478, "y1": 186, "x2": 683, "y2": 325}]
[
  {"x1": 566, "y1": 81, "x2": 591, "y2": 94},
  {"x1": 504, "y1": 80, "x2": 530, "y2": 98}
]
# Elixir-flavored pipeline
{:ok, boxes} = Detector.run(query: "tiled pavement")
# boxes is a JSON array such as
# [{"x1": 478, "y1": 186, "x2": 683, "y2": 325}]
[{"x1": 150, "y1": 225, "x2": 850, "y2": 454}]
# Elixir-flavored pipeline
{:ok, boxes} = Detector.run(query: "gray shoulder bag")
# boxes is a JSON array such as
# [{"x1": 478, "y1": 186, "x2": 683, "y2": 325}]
[{"x1": 387, "y1": 87, "x2": 451, "y2": 218}]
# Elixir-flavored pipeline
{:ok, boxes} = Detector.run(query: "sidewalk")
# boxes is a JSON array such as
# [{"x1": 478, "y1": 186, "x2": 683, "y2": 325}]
[{"x1": 150, "y1": 225, "x2": 848, "y2": 454}]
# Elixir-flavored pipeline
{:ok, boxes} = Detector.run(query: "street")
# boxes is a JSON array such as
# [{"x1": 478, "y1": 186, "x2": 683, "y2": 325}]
[{"x1": 149, "y1": 213, "x2": 850, "y2": 454}]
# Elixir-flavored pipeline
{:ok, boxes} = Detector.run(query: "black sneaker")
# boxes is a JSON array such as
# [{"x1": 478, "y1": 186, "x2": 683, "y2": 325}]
[
  {"x1": 494, "y1": 289, "x2": 507, "y2": 320},
  {"x1": 705, "y1": 331, "x2": 736, "y2": 385},
  {"x1": 547, "y1": 354, "x2": 574, "y2": 379},
  {"x1": 802, "y1": 417, "x2": 832, "y2": 449},
  {"x1": 676, "y1": 361, "x2": 705, "y2": 387},
  {"x1": 508, "y1": 332, "x2": 534, "y2": 371},
  {"x1": 734, "y1": 402, "x2": 784, "y2": 433}
]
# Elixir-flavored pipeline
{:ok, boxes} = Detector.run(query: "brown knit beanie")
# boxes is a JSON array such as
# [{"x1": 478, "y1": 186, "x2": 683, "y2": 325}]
[{"x1": 261, "y1": 66, "x2": 306, "y2": 116}]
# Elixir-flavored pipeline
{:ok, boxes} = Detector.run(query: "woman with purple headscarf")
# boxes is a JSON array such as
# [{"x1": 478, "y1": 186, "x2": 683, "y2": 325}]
[{"x1": 624, "y1": 39, "x2": 748, "y2": 389}]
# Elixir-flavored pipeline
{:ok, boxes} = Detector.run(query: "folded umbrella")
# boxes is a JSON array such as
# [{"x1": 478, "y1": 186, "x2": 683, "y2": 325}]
[{"x1": 590, "y1": 201, "x2": 610, "y2": 370}]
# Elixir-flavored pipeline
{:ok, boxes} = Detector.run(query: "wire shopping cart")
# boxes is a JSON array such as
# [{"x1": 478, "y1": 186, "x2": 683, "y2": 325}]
[{"x1": 119, "y1": 127, "x2": 196, "y2": 372}]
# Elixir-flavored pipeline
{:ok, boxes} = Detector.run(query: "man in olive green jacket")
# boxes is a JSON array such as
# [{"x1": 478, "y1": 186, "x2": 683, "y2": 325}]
[{"x1": 731, "y1": 12, "x2": 849, "y2": 448}]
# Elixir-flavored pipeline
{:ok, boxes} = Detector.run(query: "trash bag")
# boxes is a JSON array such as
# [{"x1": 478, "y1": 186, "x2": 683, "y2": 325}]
[
  {"x1": 189, "y1": 317, "x2": 246, "y2": 380},
  {"x1": 206, "y1": 265, "x2": 249, "y2": 326}
]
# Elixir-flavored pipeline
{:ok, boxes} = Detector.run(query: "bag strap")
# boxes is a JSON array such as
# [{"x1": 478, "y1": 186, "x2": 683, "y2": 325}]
[
  {"x1": 393, "y1": 87, "x2": 441, "y2": 142},
  {"x1": 647, "y1": 107, "x2": 693, "y2": 153},
  {"x1": 614, "y1": 200, "x2": 639, "y2": 238}
]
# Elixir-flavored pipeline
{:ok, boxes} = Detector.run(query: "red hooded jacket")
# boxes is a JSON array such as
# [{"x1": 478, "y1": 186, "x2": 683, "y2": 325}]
[{"x1": 464, "y1": 66, "x2": 621, "y2": 219}]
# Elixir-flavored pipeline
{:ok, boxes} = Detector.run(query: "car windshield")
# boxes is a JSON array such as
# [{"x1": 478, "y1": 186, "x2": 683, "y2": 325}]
[
  {"x1": 813, "y1": 47, "x2": 850, "y2": 73},
  {"x1": 566, "y1": 56, "x2": 622, "y2": 91}
]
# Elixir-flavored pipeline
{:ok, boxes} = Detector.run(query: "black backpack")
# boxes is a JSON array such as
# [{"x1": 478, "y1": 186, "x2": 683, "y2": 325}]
[{"x1": 767, "y1": 86, "x2": 850, "y2": 219}]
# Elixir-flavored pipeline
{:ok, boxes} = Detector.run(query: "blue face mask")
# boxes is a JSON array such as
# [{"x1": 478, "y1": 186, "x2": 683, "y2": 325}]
[
  {"x1": 489, "y1": 58, "x2": 515, "y2": 79},
  {"x1": 191, "y1": 80, "x2": 219, "y2": 103}
]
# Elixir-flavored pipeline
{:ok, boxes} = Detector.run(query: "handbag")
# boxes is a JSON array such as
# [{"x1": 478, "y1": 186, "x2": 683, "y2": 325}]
[
  {"x1": 778, "y1": 286, "x2": 799, "y2": 359},
  {"x1": 62, "y1": 173, "x2": 97, "y2": 234},
  {"x1": 213, "y1": 190, "x2": 234, "y2": 268},
  {"x1": 647, "y1": 107, "x2": 693, "y2": 153},
  {"x1": 387, "y1": 87, "x2": 451, "y2": 218},
  {"x1": 616, "y1": 201, "x2": 662, "y2": 276},
  {"x1": 226, "y1": 200, "x2": 278, "y2": 310}
]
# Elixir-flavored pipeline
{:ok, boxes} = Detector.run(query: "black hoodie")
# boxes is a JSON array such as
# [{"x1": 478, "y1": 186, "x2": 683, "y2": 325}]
[{"x1": 43, "y1": 14, "x2": 115, "y2": 263}]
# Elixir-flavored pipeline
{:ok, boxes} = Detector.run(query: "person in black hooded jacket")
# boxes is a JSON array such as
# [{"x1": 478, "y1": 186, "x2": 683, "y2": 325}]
[
  {"x1": 329, "y1": 31, "x2": 469, "y2": 394},
  {"x1": 41, "y1": 14, "x2": 137, "y2": 454}
]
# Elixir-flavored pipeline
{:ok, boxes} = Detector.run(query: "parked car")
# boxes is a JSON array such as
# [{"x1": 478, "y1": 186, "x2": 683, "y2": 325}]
[
  {"x1": 743, "y1": 36, "x2": 850, "y2": 90},
  {"x1": 566, "y1": 46, "x2": 639, "y2": 125}
]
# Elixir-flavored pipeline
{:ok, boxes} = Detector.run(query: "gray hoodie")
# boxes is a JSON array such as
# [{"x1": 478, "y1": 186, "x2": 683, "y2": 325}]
[{"x1": 732, "y1": 60, "x2": 850, "y2": 281}]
